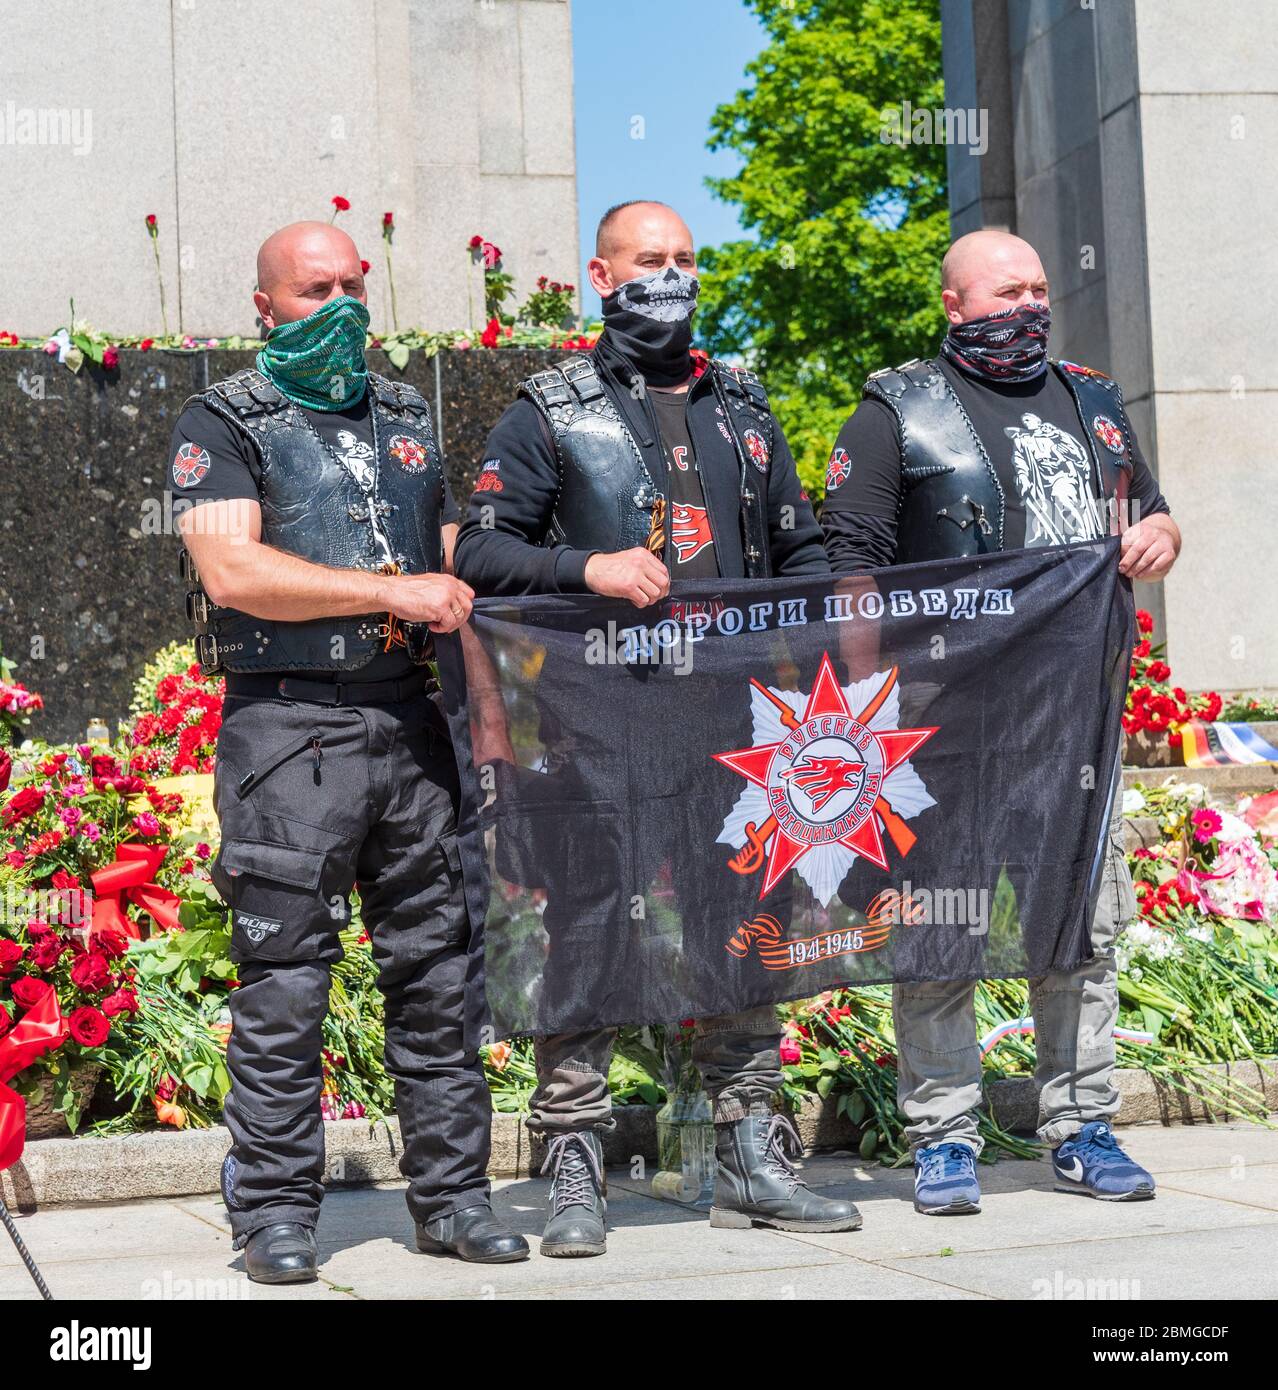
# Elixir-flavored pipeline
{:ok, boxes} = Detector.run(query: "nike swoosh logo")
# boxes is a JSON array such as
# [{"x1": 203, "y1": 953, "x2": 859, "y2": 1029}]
[{"x1": 1057, "y1": 1156, "x2": 1085, "y2": 1181}]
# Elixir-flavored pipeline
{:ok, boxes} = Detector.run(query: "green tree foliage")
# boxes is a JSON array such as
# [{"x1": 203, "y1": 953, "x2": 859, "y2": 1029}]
[{"x1": 698, "y1": 0, "x2": 950, "y2": 495}]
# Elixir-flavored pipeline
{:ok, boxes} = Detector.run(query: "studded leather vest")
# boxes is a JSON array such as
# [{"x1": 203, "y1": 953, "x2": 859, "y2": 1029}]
[
  {"x1": 863, "y1": 357, "x2": 1134, "y2": 564},
  {"x1": 181, "y1": 368, "x2": 445, "y2": 674},
  {"x1": 519, "y1": 354, "x2": 773, "y2": 577}
]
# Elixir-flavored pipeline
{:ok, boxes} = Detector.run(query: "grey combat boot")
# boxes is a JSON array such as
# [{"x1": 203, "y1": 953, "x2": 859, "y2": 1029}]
[
  {"x1": 710, "y1": 1113, "x2": 862, "y2": 1232},
  {"x1": 539, "y1": 1130, "x2": 607, "y2": 1257}
]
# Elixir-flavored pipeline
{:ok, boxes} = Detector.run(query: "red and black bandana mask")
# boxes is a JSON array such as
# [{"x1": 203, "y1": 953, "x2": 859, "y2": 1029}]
[{"x1": 940, "y1": 302, "x2": 1051, "y2": 384}]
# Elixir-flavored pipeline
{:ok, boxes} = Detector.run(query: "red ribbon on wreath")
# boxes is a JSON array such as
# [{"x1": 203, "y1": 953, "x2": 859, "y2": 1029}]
[
  {"x1": 0, "y1": 989, "x2": 69, "y2": 1171},
  {"x1": 87, "y1": 843, "x2": 183, "y2": 940}
]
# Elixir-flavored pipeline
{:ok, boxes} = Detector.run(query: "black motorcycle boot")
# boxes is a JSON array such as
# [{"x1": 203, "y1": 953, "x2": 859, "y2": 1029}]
[
  {"x1": 244, "y1": 1222, "x2": 319, "y2": 1284},
  {"x1": 539, "y1": 1130, "x2": 607, "y2": 1257},
  {"x1": 709, "y1": 1113, "x2": 862, "y2": 1232},
  {"x1": 416, "y1": 1204, "x2": 530, "y2": 1263}
]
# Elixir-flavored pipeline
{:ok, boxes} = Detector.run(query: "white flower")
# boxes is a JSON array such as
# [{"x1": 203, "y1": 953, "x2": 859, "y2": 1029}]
[{"x1": 1123, "y1": 789, "x2": 1146, "y2": 814}]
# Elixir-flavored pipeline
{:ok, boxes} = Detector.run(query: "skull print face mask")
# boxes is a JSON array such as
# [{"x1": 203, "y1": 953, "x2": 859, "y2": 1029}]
[{"x1": 600, "y1": 266, "x2": 700, "y2": 387}]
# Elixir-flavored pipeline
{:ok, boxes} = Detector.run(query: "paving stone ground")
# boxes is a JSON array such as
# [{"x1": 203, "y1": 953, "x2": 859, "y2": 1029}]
[{"x1": 3, "y1": 1123, "x2": 1276, "y2": 1301}]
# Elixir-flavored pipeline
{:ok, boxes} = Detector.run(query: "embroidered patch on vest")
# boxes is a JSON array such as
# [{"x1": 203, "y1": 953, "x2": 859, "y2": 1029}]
[
  {"x1": 388, "y1": 434, "x2": 429, "y2": 473},
  {"x1": 475, "y1": 458, "x2": 504, "y2": 493},
  {"x1": 1092, "y1": 414, "x2": 1125, "y2": 454},
  {"x1": 826, "y1": 446, "x2": 852, "y2": 491},
  {"x1": 743, "y1": 427, "x2": 770, "y2": 474},
  {"x1": 172, "y1": 441, "x2": 211, "y2": 488}
]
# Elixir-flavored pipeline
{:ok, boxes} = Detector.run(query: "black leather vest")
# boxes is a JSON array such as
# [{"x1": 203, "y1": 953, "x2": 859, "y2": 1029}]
[
  {"x1": 864, "y1": 357, "x2": 1134, "y2": 564},
  {"x1": 519, "y1": 354, "x2": 773, "y2": 578},
  {"x1": 182, "y1": 368, "x2": 445, "y2": 673}
]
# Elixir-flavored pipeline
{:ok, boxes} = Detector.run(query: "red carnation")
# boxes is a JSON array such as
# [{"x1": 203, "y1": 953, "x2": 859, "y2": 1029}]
[
  {"x1": 1136, "y1": 610, "x2": 1154, "y2": 634},
  {"x1": 71, "y1": 951, "x2": 111, "y2": 992},
  {"x1": 331, "y1": 195, "x2": 350, "y2": 211},
  {"x1": 68, "y1": 1005, "x2": 110, "y2": 1048},
  {"x1": 0, "y1": 746, "x2": 11, "y2": 794},
  {"x1": 468, "y1": 234, "x2": 483, "y2": 248},
  {"x1": 10, "y1": 976, "x2": 53, "y2": 1009},
  {"x1": 140, "y1": 338, "x2": 154, "y2": 351},
  {"x1": 480, "y1": 316, "x2": 500, "y2": 349},
  {"x1": 1, "y1": 785, "x2": 44, "y2": 827},
  {"x1": 101, "y1": 986, "x2": 140, "y2": 1017},
  {"x1": 360, "y1": 259, "x2": 371, "y2": 274}
]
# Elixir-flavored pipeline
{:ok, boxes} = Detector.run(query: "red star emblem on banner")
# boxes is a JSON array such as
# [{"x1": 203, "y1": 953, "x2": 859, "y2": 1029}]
[{"x1": 714, "y1": 653, "x2": 937, "y2": 899}]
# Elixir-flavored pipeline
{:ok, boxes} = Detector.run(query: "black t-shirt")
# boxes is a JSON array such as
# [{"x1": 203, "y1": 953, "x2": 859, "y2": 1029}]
[
  {"x1": 648, "y1": 384, "x2": 721, "y2": 580},
  {"x1": 169, "y1": 391, "x2": 460, "y2": 681},
  {"x1": 821, "y1": 357, "x2": 1170, "y2": 571}
]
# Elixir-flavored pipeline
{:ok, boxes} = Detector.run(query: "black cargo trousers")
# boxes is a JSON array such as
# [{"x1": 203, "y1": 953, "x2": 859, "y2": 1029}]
[{"x1": 209, "y1": 675, "x2": 492, "y2": 1248}]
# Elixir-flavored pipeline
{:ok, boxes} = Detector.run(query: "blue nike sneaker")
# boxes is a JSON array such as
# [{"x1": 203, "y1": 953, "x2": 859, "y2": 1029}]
[
  {"x1": 913, "y1": 1142, "x2": 981, "y2": 1214},
  {"x1": 1052, "y1": 1121, "x2": 1156, "y2": 1201}
]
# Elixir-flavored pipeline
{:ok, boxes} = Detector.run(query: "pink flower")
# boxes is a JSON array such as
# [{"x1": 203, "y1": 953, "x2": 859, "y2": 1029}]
[
  {"x1": 195, "y1": 842, "x2": 211, "y2": 860},
  {"x1": 132, "y1": 812, "x2": 161, "y2": 836},
  {"x1": 779, "y1": 1038, "x2": 802, "y2": 1066},
  {"x1": 1192, "y1": 807, "x2": 1223, "y2": 843}
]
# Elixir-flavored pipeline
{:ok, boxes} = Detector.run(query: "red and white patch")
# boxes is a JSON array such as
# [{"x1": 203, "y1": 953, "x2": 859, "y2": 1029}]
[
  {"x1": 1092, "y1": 414, "x2": 1125, "y2": 455},
  {"x1": 172, "y1": 442, "x2": 210, "y2": 489},
  {"x1": 388, "y1": 434, "x2": 429, "y2": 473},
  {"x1": 826, "y1": 446, "x2": 851, "y2": 491},
  {"x1": 670, "y1": 503, "x2": 714, "y2": 564},
  {"x1": 743, "y1": 427, "x2": 770, "y2": 473}
]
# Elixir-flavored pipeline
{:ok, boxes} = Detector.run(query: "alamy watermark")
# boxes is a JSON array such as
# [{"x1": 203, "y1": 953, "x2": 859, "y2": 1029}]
[
  {"x1": 1, "y1": 100, "x2": 93, "y2": 156},
  {"x1": 880, "y1": 99, "x2": 988, "y2": 156}
]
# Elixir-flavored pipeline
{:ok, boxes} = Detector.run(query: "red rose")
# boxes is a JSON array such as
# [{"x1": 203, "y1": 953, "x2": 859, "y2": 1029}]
[
  {"x1": 383, "y1": 211, "x2": 394, "y2": 228},
  {"x1": 68, "y1": 1005, "x2": 110, "y2": 1048},
  {"x1": 0, "y1": 746, "x2": 10, "y2": 794},
  {"x1": 70, "y1": 951, "x2": 111, "y2": 992},
  {"x1": 103, "y1": 345, "x2": 119, "y2": 370},
  {"x1": 0, "y1": 940, "x2": 23, "y2": 975},
  {"x1": 468, "y1": 234, "x2": 483, "y2": 248},
  {"x1": 140, "y1": 338, "x2": 154, "y2": 351},
  {"x1": 101, "y1": 987, "x2": 139, "y2": 1017},
  {"x1": 51, "y1": 869, "x2": 80, "y2": 891},
  {"x1": 0, "y1": 1004, "x2": 10, "y2": 1036},
  {"x1": 145, "y1": 213, "x2": 157, "y2": 229},
  {"x1": 1, "y1": 785, "x2": 44, "y2": 827},
  {"x1": 10, "y1": 976, "x2": 52, "y2": 1009},
  {"x1": 96, "y1": 929, "x2": 130, "y2": 960},
  {"x1": 331, "y1": 195, "x2": 350, "y2": 211},
  {"x1": 31, "y1": 936, "x2": 65, "y2": 970},
  {"x1": 91, "y1": 754, "x2": 121, "y2": 779}
]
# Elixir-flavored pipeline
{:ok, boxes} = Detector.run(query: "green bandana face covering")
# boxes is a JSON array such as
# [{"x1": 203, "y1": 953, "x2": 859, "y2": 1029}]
[{"x1": 256, "y1": 294, "x2": 371, "y2": 410}]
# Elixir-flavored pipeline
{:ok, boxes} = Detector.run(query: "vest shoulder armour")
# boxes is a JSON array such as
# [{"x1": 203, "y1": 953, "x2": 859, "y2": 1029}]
[{"x1": 518, "y1": 355, "x2": 658, "y2": 552}]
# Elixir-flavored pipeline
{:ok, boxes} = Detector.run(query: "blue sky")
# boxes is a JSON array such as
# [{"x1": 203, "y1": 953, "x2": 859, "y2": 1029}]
[{"x1": 570, "y1": 0, "x2": 767, "y2": 318}]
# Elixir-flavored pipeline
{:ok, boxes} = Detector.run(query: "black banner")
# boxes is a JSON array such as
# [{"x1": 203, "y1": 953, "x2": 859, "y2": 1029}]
[{"x1": 438, "y1": 539, "x2": 1132, "y2": 1039}]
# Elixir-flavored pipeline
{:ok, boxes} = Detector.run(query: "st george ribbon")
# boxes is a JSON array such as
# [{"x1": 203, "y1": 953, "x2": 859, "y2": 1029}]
[{"x1": 436, "y1": 538, "x2": 1133, "y2": 1040}]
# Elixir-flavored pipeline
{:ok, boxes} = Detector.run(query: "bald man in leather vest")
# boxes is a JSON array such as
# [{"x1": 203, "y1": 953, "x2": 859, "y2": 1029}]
[{"x1": 821, "y1": 230, "x2": 1180, "y2": 1215}]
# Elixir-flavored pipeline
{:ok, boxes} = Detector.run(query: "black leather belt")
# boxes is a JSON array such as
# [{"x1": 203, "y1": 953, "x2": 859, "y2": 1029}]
[{"x1": 224, "y1": 668, "x2": 434, "y2": 706}]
